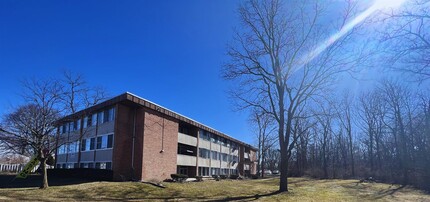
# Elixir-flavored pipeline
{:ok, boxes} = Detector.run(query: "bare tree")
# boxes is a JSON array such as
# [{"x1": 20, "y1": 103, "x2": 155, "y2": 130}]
[
  {"x1": 0, "y1": 70, "x2": 109, "y2": 189},
  {"x1": 250, "y1": 109, "x2": 276, "y2": 178},
  {"x1": 0, "y1": 79, "x2": 64, "y2": 189},
  {"x1": 61, "y1": 70, "x2": 109, "y2": 114},
  {"x1": 224, "y1": 0, "x2": 361, "y2": 191},
  {"x1": 335, "y1": 92, "x2": 355, "y2": 177},
  {"x1": 379, "y1": 0, "x2": 430, "y2": 82}
]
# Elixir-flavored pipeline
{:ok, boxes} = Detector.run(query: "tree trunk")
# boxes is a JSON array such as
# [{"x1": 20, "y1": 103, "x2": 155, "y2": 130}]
[
  {"x1": 40, "y1": 158, "x2": 49, "y2": 189},
  {"x1": 279, "y1": 148, "x2": 288, "y2": 192}
]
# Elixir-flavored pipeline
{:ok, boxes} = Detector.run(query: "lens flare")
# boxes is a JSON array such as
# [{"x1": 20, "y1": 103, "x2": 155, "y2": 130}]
[{"x1": 294, "y1": 0, "x2": 407, "y2": 73}]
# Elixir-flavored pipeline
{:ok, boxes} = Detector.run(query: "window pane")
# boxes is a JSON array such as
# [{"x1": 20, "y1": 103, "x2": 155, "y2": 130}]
[
  {"x1": 107, "y1": 134, "x2": 113, "y2": 148},
  {"x1": 97, "y1": 136, "x2": 102, "y2": 149},
  {"x1": 104, "y1": 110, "x2": 109, "y2": 123},
  {"x1": 101, "y1": 136, "x2": 107, "y2": 149},
  {"x1": 81, "y1": 139, "x2": 86, "y2": 151},
  {"x1": 90, "y1": 138, "x2": 95, "y2": 150},
  {"x1": 92, "y1": 114, "x2": 97, "y2": 126},
  {"x1": 97, "y1": 112, "x2": 104, "y2": 124},
  {"x1": 83, "y1": 117, "x2": 88, "y2": 128}
]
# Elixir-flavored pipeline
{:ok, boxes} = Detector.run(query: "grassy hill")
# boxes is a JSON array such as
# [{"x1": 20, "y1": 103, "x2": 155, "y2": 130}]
[{"x1": 0, "y1": 176, "x2": 428, "y2": 201}]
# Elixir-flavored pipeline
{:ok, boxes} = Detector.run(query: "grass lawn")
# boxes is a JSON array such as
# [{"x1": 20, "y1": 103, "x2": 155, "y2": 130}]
[{"x1": 0, "y1": 177, "x2": 429, "y2": 201}]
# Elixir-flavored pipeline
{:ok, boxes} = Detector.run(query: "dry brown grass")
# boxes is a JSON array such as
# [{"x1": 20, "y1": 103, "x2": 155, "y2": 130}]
[{"x1": 0, "y1": 177, "x2": 429, "y2": 201}]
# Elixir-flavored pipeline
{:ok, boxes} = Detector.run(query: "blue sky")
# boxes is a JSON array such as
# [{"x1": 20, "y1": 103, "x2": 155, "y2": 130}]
[{"x1": 0, "y1": 1, "x2": 256, "y2": 143}]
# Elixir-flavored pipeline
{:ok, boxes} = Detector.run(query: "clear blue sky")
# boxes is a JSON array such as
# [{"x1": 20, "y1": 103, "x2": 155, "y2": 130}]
[{"x1": 0, "y1": 1, "x2": 255, "y2": 144}]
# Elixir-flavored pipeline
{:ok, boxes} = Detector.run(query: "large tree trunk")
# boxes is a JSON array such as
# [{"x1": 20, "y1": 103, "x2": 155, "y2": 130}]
[
  {"x1": 40, "y1": 158, "x2": 49, "y2": 189},
  {"x1": 279, "y1": 148, "x2": 288, "y2": 192}
]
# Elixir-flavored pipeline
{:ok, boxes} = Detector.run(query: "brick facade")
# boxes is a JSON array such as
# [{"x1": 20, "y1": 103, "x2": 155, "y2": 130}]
[{"x1": 56, "y1": 92, "x2": 257, "y2": 181}]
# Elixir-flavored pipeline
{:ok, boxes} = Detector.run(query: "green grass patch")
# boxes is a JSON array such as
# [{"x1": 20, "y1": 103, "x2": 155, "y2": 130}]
[{"x1": 0, "y1": 177, "x2": 428, "y2": 201}]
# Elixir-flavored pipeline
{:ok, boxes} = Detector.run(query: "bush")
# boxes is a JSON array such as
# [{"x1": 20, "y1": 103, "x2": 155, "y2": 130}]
[
  {"x1": 219, "y1": 175, "x2": 227, "y2": 179},
  {"x1": 212, "y1": 175, "x2": 220, "y2": 181},
  {"x1": 171, "y1": 174, "x2": 188, "y2": 182},
  {"x1": 229, "y1": 174, "x2": 239, "y2": 179},
  {"x1": 196, "y1": 176, "x2": 203, "y2": 182}
]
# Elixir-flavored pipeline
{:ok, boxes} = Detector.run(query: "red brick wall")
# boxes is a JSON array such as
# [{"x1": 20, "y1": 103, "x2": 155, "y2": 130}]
[
  {"x1": 141, "y1": 109, "x2": 178, "y2": 181},
  {"x1": 112, "y1": 104, "x2": 145, "y2": 181},
  {"x1": 112, "y1": 104, "x2": 131, "y2": 180}
]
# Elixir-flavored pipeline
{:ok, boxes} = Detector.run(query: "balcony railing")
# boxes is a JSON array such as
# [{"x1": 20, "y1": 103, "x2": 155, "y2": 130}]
[{"x1": 178, "y1": 132, "x2": 197, "y2": 146}]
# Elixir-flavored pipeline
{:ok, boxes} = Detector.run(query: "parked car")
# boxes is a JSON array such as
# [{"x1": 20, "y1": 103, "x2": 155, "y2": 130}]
[{"x1": 272, "y1": 170, "x2": 280, "y2": 175}]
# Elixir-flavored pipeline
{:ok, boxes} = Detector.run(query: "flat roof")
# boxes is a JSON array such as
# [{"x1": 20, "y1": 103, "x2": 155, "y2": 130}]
[{"x1": 58, "y1": 92, "x2": 257, "y2": 151}]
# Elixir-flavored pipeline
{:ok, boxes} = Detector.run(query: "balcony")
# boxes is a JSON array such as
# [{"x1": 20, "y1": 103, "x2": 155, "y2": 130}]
[
  {"x1": 177, "y1": 154, "x2": 197, "y2": 166},
  {"x1": 178, "y1": 132, "x2": 197, "y2": 146}
]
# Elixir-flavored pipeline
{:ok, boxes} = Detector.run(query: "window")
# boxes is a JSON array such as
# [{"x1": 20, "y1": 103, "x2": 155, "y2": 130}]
[
  {"x1": 199, "y1": 130, "x2": 210, "y2": 141},
  {"x1": 211, "y1": 151, "x2": 218, "y2": 160},
  {"x1": 211, "y1": 168, "x2": 220, "y2": 175},
  {"x1": 97, "y1": 111, "x2": 104, "y2": 124},
  {"x1": 96, "y1": 136, "x2": 102, "y2": 149},
  {"x1": 199, "y1": 148, "x2": 210, "y2": 159},
  {"x1": 90, "y1": 138, "x2": 95, "y2": 150},
  {"x1": 103, "y1": 107, "x2": 115, "y2": 123},
  {"x1": 95, "y1": 162, "x2": 111, "y2": 169},
  {"x1": 81, "y1": 139, "x2": 86, "y2": 151},
  {"x1": 198, "y1": 167, "x2": 210, "y2": 176},
  {"x1": 68, "y1": 141, "x2": 79, "y2": 153},
  {"x1": 219, "y1": 137, "x2": 225, "y2": 145},
  {"x1": 96, "y1": 134, "x2": 113, "y2": 149},
  {"x1": 83, "y1": 116, "x2": 88, "y2": 128},
  {"x1": 72, "y1": 120, "x2": 80, "y2": 131},
  {"x1": 178, "y1": 166, "x2": 188, "y2": 175},
  {"x1": 107, "y1": 134, "x2": 113, "y2": 148},
  {"x1": 58, "y1": 145, "x2": 67, "y2": 154},
  {"x1": 92, "y1": 114, "x2": 97, "y2": 126},
  {"x1": 210, "y1": 134, "x2": 217, "y2": 143},
  {"x1": 61, "y1": 123, "x2": 68, "y2": 134},
  {"x1": 178, "y1": 143, "x2": 196, "y2": 156},
  {"x1": 179, "y1": 124, "x2": 190, "y2": 135},
  {"x1": 221, "y1": 153, "x2": 228, "y2": 162},
  {"x1": 81, "y1": 139, "x2": 93, "y2": 151}
]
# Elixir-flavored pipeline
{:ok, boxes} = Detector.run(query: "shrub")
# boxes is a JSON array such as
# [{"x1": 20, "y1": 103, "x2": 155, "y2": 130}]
[
  {"x1": 170, "y1": 174, "x2": 188, "y2": 182},
  {"x1": 212, "y1": 175, "x2": 220, "y2": 181},
  {"x1": 196, "y1": 176, "x2": 203, "y2": 182},
  {"x1": 251, "y1": 174, "x2": 259, "y2": 179},
  {"x1": 219, "y1": 175, "x2": 227, "y2": 179},
  {"x1": 229, "y1": 174, "x2": 239, "y2": 179}
]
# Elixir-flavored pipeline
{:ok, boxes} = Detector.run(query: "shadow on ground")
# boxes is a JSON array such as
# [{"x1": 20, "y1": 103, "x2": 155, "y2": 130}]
[{"x1": 0, "y1": 174, "x2": 93, "y2": 188}]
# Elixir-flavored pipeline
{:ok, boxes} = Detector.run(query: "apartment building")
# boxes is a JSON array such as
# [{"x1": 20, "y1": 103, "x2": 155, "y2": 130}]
[{"x1": 55, "y1": 92, "x2": 257, "y2": 181}]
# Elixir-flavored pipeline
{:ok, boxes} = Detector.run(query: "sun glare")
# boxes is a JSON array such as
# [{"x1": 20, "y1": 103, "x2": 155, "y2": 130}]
[
  {"x1": 373, "y1": 0, "x2": 407, "y2": 10},
  {"x1": 294, "y1": 0, "x2": 407, "y2": 73}
]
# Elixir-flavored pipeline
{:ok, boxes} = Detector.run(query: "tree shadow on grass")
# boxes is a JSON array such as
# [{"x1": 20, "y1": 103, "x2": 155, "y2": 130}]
[
  {"x1": 372, "y1": 185, "x2": 406, "y2": 199},
  {"x1": 342, "y1": 181, "x2": 408, "y2": 200},
  {"x1": 205, "y1": 190, "x2": 282, "y2": 202}
]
